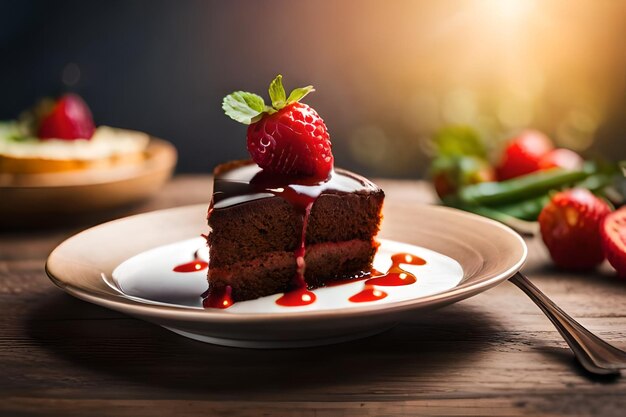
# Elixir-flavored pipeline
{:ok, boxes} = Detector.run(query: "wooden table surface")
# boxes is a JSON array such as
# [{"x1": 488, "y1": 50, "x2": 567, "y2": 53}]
[{"x1": 1, "y1": 176, "x2": 625, "y2": 417}]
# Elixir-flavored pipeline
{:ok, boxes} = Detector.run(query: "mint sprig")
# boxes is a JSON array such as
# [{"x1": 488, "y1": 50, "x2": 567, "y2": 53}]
[
  {"x1": 222, "y1": 75, "x2": 315, "y2": 125},
  {"x1": 221, "y1": 91, "x2": 266, "y2": 125}
]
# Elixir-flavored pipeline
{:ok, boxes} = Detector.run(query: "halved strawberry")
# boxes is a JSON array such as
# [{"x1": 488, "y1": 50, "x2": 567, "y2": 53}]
[
  {"x1": 38, "y1": 94, "x2": 96, "y2": 140},
  {"x1": 601, "y1": 208, "x2": 626, "y2": 279}
]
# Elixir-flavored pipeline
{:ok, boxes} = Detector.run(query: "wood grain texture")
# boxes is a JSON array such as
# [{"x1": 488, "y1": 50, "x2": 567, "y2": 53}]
[{"x1": 0, "y1": 176, "x2": 625, "y2": 417}]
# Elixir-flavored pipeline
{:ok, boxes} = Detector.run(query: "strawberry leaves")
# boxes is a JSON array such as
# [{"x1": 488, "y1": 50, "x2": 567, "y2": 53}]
[
  {"x1": 268, "y1": 75, "x2": 287, "y2": 109},
  {"x1": 223, "y1": 75, "x2": 316, "y2": 125},
  {"x1": 286, "y1": 85, "x2": 314, "y2": 104},
  {"x1": 222, "y1": 91, "x2": 268, "y2": 125}
]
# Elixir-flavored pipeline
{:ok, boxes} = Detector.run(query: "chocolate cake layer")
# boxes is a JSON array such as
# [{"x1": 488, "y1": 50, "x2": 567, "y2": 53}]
[
  {"x1": 208, "y1": 239, "x2": 378, "y2": 302},
  {"x1": 208, "y1": 192, "x2": 384, "y2": 267}
]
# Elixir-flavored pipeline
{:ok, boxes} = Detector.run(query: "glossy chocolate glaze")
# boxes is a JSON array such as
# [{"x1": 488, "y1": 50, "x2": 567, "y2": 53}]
[{"x1": 209, "y1": 160, "x2": 381, "y2": 211}]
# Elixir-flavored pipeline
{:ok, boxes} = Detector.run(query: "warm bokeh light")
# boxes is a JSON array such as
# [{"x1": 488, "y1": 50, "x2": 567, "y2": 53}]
[{"x1": 334, "y1": 0, "x2": 626, "y2": 175}]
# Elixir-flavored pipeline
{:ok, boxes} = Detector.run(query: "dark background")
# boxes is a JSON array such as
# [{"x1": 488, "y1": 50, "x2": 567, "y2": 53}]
[{"x1": 1, "y1": 0, "x2": 625, "y2": 176}]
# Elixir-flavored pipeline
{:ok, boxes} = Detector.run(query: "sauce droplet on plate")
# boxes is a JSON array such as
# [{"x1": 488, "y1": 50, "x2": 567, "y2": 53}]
[
  {"x1": 173, "y1": 260, "x2": 209, "y2": 273},
  {"x1": 174, "y1": 249, "x2": 208, "y2": 273},
  {"x1": 276, "y1": 286, "x2": 317, "y2": 307},
  {"x1": 349, "y1": 285, "x2": 388, "y2": 303},
  {"x1": 364, "y1": 252, "x2": 425, "y2": 287}
]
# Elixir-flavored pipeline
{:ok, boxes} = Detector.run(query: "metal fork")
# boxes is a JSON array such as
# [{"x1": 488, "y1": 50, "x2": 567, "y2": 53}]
[{"x1": 510, "y1": 272, "x2": 626, "y2": 375}]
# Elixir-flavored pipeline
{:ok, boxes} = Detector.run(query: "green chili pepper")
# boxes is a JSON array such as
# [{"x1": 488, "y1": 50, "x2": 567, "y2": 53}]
[
  {"x1": 445, "y1": 200, "x2": 539, "y2": 235},
  {"x1": 458, "y1": 172, "x2": 610, "y2": 221},
  {"x1": 576, "y1": 173, "x2": 613, "y2": 193},
  {"x1": 458, "y1": 163, "x2": 594, "y2": 206},
  {"x1": 489, "y1": 194, "x2": 550, "y2": 221}
]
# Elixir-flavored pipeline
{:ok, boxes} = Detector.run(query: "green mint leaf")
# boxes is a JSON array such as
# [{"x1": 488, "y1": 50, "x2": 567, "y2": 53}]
[
  {"x1": 287, "y1": 86, "x2": 315, "y2": 104},
  {"x1": 268, "y1": 75, "x2": 287, "y2": 109},
  {"x1": 222, "y1": 91, "x2": 266, "y2": 124}
]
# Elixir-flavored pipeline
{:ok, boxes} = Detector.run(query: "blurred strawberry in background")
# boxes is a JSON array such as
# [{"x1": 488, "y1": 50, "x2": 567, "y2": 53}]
[
  {"x1": 37, "y1": 94, "x2": 95, "y2": 140},
  {"x1": 428, "y1": 125, "x2": 626, "y2": 274},
  {"x1": 538, "y1": 148, "x2": 585, "y2": 171},
  {"x1": 496, "y1": 130, "x2": 554, "y2": 181},
  {"x1": 429, "y1": 126, "x2": 495, "y2": 199}
]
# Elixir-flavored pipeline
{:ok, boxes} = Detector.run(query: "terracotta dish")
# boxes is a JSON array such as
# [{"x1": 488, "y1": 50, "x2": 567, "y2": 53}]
[{"x1": 0, "y1": 138, "x2": 176, "y2": 226}]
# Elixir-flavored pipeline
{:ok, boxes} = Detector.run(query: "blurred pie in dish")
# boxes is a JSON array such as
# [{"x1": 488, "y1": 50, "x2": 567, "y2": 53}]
[{"x1": 0, "y1": 94, "x2": 149, "y2": 174}]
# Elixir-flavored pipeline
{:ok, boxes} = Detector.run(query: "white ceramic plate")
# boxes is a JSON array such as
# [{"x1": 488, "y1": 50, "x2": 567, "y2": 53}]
[
  {"x1": 46, "y1": 202, "x2": 527, "y2": 348},
  {"x1": 111, "y1": 237, "x2": 464, "y2": 312}
]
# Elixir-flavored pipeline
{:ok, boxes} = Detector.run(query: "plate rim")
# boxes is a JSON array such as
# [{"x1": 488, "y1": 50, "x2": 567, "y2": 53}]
[{"x1": 46, "y1": 203, "x2": 528, "y2": 323}]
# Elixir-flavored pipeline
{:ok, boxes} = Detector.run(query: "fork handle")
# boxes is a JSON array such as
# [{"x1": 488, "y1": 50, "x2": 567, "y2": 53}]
[{"x1": 510, "y1": 272, "x2": 625, "y2": 375}]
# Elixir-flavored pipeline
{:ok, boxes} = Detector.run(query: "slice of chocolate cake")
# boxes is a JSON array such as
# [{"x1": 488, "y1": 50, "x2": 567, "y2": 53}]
[
  {"x1": 205, "y1": 160, "x2": 384, "y2": 304},
  {"x1": 206, "y1": 75, "x2": 385, "y2": 307}
]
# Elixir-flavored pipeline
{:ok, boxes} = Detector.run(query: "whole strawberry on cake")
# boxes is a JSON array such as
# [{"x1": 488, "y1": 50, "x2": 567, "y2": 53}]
[{"x1": 204, "y1": 75, "x2": 385, "y2": 308}]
